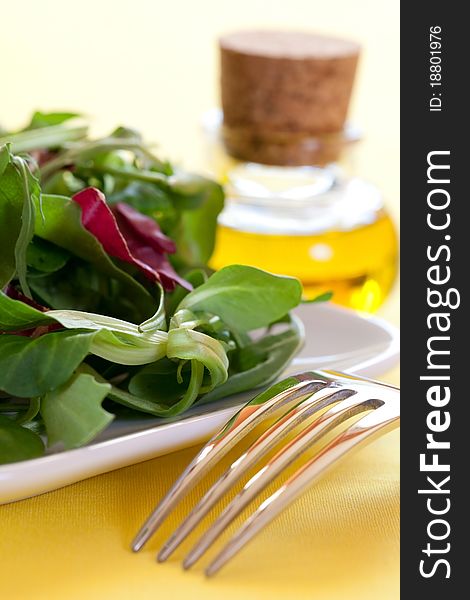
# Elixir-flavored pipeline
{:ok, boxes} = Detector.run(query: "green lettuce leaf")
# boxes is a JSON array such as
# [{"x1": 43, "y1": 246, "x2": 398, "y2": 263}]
[
  {"x1": 199, "y1": 315, "x2": 304, "y2": 404},
  {"x1": 0, "y1": 292, "x2": 168, "y2": 366},
  {"x1": 114, "y1": 363, "x2": 204, "y2": 418},
  {"x1": 0, "y1": 145, "x2": 27, "y2": 288},
  {"x1": 167, "y1": 176, "x2": 224, "y2": 267},
  {"x1": 26, "y1": 237, "x2": 70, "y2": 274},
  {"x1": 0, "y1": 145, "x2": 41, "y2": 296},
  {"x1": 0, "y1": 330, "x2": 95, "y2": 397},
  {"x1": 80, "y1": 363, "x2": 192, "y2": 418},
  {"x1": 178, "y1": 265, "x2": 303, "y2": 331},
  {"x1": 26, "y1": 111, "x2": 81, "y2": 129},
  {"x1": 0, "y1": 415, "x2": 45, "y2": 465},
  {"x1": 41, "y1": 373, "x2": 113, "y2": 449},
  {"x1": 0, "y1": 290, "x2": 54, "y2": 331}
]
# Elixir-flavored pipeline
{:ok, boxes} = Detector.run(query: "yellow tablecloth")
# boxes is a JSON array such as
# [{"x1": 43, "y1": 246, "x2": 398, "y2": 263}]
[
  {"x1": 1, "y1": 408, "x2": 399, "y2": 600},
  {"x1": 1, "y1": 1, "x2": 399, "y2": 597}
]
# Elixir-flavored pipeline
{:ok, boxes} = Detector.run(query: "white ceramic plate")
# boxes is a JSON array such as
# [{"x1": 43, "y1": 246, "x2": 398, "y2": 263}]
[{"x1": 0, "y1": 304, "x2": 399, "y2": 504}]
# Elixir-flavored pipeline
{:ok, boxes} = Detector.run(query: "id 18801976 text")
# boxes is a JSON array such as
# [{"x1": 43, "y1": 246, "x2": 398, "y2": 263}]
[{"x1": 429, "y1": 26, "x2": 443, "y2": 112}]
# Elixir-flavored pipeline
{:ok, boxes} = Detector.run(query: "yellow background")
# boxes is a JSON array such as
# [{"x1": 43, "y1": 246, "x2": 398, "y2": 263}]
[{"x1": 1, "y1": 1, "x2": 399, "y2": 598}]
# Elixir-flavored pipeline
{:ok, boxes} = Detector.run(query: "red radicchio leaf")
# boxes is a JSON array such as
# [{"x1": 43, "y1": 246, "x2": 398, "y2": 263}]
[
  {"x1": 5, "y1": 284, "x2": 49, "y2": 311},
  {"x1": 112, "y1": 208, "x2": 189, "y2": 291},
  {"x1": 72, "y1": 188, "x2": 191, "y2": 291},
  {"x1": 113, "y1": 202, "x2": 176, "y2": 254},
  {"x1": 29, "y1": 149, "x2": 58, "y2": 169}
]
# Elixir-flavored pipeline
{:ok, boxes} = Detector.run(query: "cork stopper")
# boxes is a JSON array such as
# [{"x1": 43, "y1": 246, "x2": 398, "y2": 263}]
[{"x1": 219, "y1": 30, "x2": 360, "y2": 165}]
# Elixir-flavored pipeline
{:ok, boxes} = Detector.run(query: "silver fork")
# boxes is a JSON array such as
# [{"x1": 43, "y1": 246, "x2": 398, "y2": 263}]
[{"x1": 131, "y1": 370, "x2": 400, "y2": 575}]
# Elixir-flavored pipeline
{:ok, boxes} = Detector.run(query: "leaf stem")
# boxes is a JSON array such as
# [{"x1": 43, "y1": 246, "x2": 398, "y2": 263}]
[
  {"x1": 15, "y1": 397, "x2": 41, "y2": 424},
  {"x1": 39, "y1": 139, "x2": 166, "y2": 180},
  {"x1": 13, "y1": 156, "x2": 37, "y2": 298},
  {"x1": 0, "y1": 124, "x2": 88, "y2": 154},
  {"x1": 89, "y1": 164, "x2": 169, "y2": 187}
]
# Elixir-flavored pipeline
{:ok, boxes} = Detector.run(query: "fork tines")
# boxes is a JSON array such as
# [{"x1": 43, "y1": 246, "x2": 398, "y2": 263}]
[{"x1": 132, "y1": 370, "x2": 399, "y2": 575}]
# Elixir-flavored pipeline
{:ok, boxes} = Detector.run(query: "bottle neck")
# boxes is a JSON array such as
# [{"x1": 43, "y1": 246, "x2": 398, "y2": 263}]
[{"x1": 220, "y1": 164, "x2": 384, "y2": 236}]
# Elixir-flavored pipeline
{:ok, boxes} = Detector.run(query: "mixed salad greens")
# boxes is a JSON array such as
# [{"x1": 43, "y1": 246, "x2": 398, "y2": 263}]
[{"x1": 0, "y1": 112, "x2": 316, "y2": 465}]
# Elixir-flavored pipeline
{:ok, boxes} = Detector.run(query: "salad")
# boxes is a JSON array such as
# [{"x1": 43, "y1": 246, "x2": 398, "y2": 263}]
[{"x1": 0, "y1": 112, "x2": 322, "y2": 465}]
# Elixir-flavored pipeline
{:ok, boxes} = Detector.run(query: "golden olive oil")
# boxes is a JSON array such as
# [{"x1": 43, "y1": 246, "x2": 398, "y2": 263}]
[
  {"x1": 207, "y1": 161, "x2": 398, "y2": 312},
  {"x1": 210, "y1": 211, "x2": 398, "y2": 312}
]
